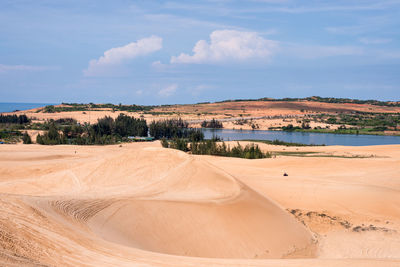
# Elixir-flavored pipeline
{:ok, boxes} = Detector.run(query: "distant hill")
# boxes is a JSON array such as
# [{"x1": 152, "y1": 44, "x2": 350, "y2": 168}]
[{"x1": 214, "y1": 96, "x2": 400, "y2": 107}]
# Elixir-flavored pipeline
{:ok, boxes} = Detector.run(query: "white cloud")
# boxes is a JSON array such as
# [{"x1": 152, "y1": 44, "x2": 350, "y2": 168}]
[
  {"x1": 171, "y1": 30, "x2": 278, "y2": 64},
  {"x1": 0, "y1": 64, "x2": 55, "y2": 73},
  {"x1": 84, "y1": 36, "x2": 162, "y2": 76},
  {"x1": 359, "y1": 37, "x2": 391, "y2": 45},
  {"x1": 158, "y1": 84, "x2": 178, "y2": 97},
  {"x1": 151, "y1": 60, "x2": 168, "y2": 70}
]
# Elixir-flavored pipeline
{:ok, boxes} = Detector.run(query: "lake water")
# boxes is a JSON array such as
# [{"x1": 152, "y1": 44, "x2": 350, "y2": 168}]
[
  {"x1": 201, "y1": 128, "x2": 400, "y2": 146},
  {"x1": 0, "y1": 102, "x2": 55, "y2": 113}
]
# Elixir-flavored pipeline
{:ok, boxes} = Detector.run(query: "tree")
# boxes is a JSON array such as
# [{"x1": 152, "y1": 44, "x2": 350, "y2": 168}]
[
  {"x1": 201, "y1": 118, "x2": 223, "y2": 128},
  {"x1": 22, "y1": 132, "x2": 32, "y2": 144},
  {"x1": 115, "y1": 113, "x2": 148, "y2": 137},
  {"x1": 301, "y1": 121, "x2": 311, "y2": 129}
]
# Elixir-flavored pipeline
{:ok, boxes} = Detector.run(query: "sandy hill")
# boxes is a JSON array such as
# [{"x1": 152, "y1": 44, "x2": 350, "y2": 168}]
[
  {"x1": 5, "y1": 99, "x2": 400, "y2": 126},
  {"x1": 0, "y1": 142, "x2": 399, "y2": 266}
]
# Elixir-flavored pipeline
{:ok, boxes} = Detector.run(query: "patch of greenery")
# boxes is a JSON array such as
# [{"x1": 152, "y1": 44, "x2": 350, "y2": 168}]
[
  {"x1": 279, "y1": 122, "x2": 399, "y2": 136},
  {"x1": 41, "y1": 103, "x2": 154, "y2": 113},
  {"x1": 201, "y1": 118, "x2": 223, "y2": 128},
  {"x1": 149, "y1": 118, "x2": 204, "y2": 140},
  {"x1": 36, "y1": 113, "x2": 148, "y2": 145},
  {"x1": 322, "y1": 113, "x2": 400, "y2": 128},
  {"x1": 0, "y1": 130, "x2": 22, "y2": 143},
  {"x1": 163, "y1": 139, "x2": 271, "y2": 159},
  {"x1": 0, "y1": 114, "x2": 30, "y2": 124},
  {"x1": 242, "y1": 139, "x2": 324, "y2": 147},
  {"x1": 212, "y1": 96, "x2": 400, "y2": 107},
  {"x1": 294, "y1": 128, "x2": 394, "y2": 136},
  {"x1": 22, "y1": 132, "x2": 32, "y2": 144}
]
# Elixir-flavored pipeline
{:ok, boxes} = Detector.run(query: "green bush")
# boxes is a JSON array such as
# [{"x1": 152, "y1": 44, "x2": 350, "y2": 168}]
[
  {"x1": 165, "y1": 138, "x2": 271, "y2": 159},
  {"x1": 0, "y1": 114, "x2": 30, "y2": 124},
  {"x1": 201, "y1": 118, "x2": 223, "y2": 128},
  {"x1": 22, "y1": 132, "x2": 32, "y2": 144},
  {"x1": 149, "y1": 118, "x2": 203, "y2": 140}
]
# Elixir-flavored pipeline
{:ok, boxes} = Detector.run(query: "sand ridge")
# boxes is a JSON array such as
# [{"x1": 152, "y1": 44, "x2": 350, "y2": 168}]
[{"x1": 0, "y1": 142, "x2": 399, "y2": 266}]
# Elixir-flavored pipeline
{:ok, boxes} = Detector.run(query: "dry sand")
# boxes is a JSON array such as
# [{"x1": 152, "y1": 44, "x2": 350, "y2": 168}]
[
  {"x1": 7, "y1": 100, "x2": 400, "y2": 132},
  {"x1": 0, "y1": 142, "x2": 399, "y2": 266}
]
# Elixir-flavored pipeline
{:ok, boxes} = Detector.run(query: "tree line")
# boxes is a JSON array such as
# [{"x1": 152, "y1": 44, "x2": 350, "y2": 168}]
[
  {"x1": 0, "y1": 114, "x2": 30, "y2": 124},
  {"x1": 43, "y1": 103, "x2": 154, "y2": 113},
  {"x1": 201, "y1": 118, "x2": 223, "y2": 128},
  {"x1": 36, "y1": 114, "x2": 148, "y2": 145},
  {"x1": 162, "y1": 138, "x2": 271, "y2": 159},
  {"x1": 149, "y1": 118, "x2": 204, "y2": 140}
]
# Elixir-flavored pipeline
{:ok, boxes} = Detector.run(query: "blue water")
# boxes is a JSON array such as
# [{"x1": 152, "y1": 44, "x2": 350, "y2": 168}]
[
  {"x1": 201, "y1": 128, "x2": 400, "y2": 146},
  {"x1": 0, "y1": 102, "x2": 55, "y2": 113}
]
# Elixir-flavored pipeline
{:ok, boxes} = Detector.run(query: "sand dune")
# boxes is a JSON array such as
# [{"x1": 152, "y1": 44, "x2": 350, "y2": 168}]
[{"x1": 0, "y1": 142, "x2": 399, "y2": 266}]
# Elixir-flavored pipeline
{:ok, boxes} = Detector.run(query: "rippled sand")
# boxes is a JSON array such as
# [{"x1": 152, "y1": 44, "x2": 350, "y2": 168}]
[{"x1": 0, "y1": 142, "x2": 399, "y2": 266}]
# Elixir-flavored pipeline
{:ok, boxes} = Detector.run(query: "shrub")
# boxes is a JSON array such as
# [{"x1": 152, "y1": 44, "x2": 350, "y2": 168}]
[
  {"x1": 166, "y1": 138, "x2": 271, "y2": 159},
  {"x1": 0, "y1": 114, "x2": 30, "y2": 124},
  {"x1": 149, "y1": 118, "x2": 203, "y2": 140},
  {"x1": 201, "y1": 118, "x2": 223, "y2": 128},
  {"x1": 22, "y1": 132, "x2": 32, "y2": 144},
  {"x1": 36, "y1": 123, "x2": 66, "y2": 145}
]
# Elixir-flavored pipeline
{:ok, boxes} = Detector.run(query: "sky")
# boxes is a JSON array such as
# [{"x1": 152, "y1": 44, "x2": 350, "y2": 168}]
[{"x1": 1, "y1": 0, "x2": 400, "y2": 105}]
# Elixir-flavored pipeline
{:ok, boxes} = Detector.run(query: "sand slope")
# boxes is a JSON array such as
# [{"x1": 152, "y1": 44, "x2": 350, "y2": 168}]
[{"x1": 0, "y1": 142, "x2": 399, "y2": 266}]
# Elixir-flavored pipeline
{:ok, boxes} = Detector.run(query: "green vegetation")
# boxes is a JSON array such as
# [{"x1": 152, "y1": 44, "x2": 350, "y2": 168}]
[
  {"x1": 5, "y1": 115, "x2": 205, "y2": 146},
  {"x1": 281, "y1": 126, "x2": 398, "y2": 136},
  {"x1": 0, "y1": 114, "x2": 30, "y2": 124},
  {"x1": 41, "y1": 103, "x2": 154, "y2": 113},
  {"x1": 149, "y1": 118, "x2": 204, "y2": 140},
  {"x1": 303, "y1": 96, "x2": 400, "y2": 107},
  {"x1": 162, "y1": 138, "x2": 271, "y2": 159},
  {"x1": 242, "y1": 139, "x2": 324, "y2": 147},
  {"x1": 53, "y1": 118, "x2": 78, "y2": 125},
  {"x1": 279, "y1": 113, "x2": 400, "y2": 136},
  {"x1": 142, "y1": 111, "x2": 177, "y2": 116},
  {"x1": 0, "y1": 130, "x2": 22, "y2": 143},
  {"x1": 321, "y1": 113, "x2": 400, "y2": 129},
  {"x1": 217, "y1": 96, "x2": 400, "y2": 107},
  {"x1": 0, "y1": 115, "x2": 30, "y2": 143},
  {"x1": 36, "y1": 113, "x2": 148, "y2": 145},
  {"x1": 36, "y1": 123, "x2": 65, "y2": 145},
  {"x1": 201, "y1": 118, "x2": 223, "y2": 128},
  {"x1": 22, "y1": 132, "x2": 32, "y2": 144},
  {"x1": 233, "y1": 118, "x2": 259, "y2": 130},
  {"x1": 281, "y1": 123, "x2": 312, "y2": 131}
]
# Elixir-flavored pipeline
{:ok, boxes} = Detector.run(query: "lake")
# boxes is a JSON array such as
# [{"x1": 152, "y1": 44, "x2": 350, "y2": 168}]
[{"x1": 201, "y1": 128, "x2": 400, "y2": 146}]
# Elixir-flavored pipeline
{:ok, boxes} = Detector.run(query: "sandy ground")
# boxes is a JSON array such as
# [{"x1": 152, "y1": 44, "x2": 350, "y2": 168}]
[
  {"x1": 0, "y1": 142, "x2": 399, "y2": 266},
  {"x1": 1, "y1": 108, "x2": 354, "y2": 133},
  {"x1": 6, "y1": 100, "x2": 400, "y2": 132}
]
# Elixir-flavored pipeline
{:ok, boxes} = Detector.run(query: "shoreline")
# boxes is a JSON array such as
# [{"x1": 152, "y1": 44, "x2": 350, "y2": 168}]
[{"x1": 199, "y1": 127, "x2": 400, "y2": 137}]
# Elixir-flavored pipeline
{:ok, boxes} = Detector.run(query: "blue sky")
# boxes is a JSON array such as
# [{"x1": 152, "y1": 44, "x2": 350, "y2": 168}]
[{"x1": 1, "y1": 0, "x2": 399, "y2": 104}]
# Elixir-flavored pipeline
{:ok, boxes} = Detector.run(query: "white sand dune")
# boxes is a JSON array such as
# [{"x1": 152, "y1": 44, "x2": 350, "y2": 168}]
[{"x1": 0, "y1": 142, "x2": 399, "y2": 266}]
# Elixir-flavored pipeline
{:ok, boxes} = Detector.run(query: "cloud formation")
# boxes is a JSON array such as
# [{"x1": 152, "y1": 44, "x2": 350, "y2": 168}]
[
  {"x1": 158, "y1": 84, "x2": 177, "y2": 97},
  {"x1": 171, "y1": 30, "x2": 278, "y2": 64},
  {"x1": 84, "y1": 36, "x2": 162, "y2": 76}
]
